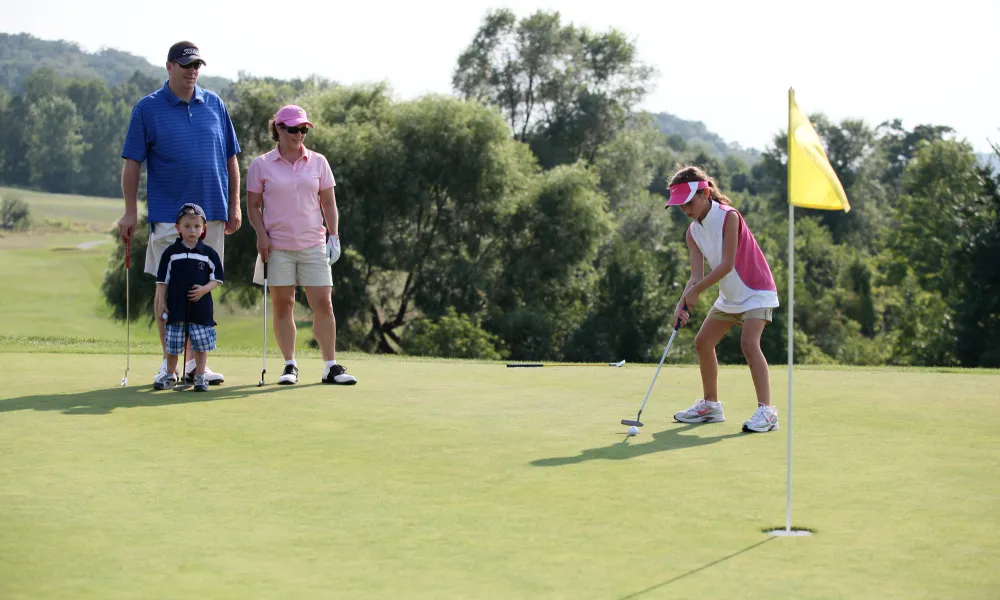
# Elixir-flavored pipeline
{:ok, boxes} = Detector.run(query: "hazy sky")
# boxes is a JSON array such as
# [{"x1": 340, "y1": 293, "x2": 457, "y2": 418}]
[{"x1": 4, "y1": 0, "x2": 998, "y2": 151}]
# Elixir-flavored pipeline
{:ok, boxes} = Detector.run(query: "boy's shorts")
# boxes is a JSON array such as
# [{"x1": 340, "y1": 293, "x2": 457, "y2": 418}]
[
  {"x1": 145, "y1": 221, "x2": 226, "y2": 276},
  {"x1": 253, "y1": 244, "x2": 333, "y2": 287},
  {"x1": 707, "y1": 306, "x2": 774, "y2": 326},
  {"x1": 165, "y1": 322, "x2": 217, "y2": 355}
]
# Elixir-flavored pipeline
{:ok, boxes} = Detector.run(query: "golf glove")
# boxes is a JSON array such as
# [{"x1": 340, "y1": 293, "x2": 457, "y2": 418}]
[{"x1": 327, "y1": 234, "x2": 342, "y2": 265}]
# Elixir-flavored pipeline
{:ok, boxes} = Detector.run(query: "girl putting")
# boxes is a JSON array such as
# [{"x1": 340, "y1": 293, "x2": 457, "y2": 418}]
[{"x1": 665, "y1": 166, "x2": 780, "y2": 433}]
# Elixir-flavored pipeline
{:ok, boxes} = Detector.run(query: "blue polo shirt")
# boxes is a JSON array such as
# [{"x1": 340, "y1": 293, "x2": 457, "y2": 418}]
[
  {"x1": 156, "y1": 239, "x2": 224, "y2": 327},
  {"x1": 122, "y1": 82, "x2": 240, "y2": 224}
]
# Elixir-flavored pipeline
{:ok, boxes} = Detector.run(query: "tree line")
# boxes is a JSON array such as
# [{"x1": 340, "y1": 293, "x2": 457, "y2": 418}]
[{"x1": 3, "y1": 10, "x2": 999, "y2": 367}]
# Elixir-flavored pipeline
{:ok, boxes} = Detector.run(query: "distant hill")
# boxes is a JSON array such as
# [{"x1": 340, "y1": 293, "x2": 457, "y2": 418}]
[
  {"x1": 0, "y1": 32, "x2": 232, "y2": 93},
  {"x1": 651, "y1": 112, "x2": 762, "y2": 166}
]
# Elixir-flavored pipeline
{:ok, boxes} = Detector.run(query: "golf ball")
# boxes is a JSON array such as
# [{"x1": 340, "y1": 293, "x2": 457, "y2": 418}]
[{"x1": 628, "y1": 426, "x2": 639, "y2": 436}]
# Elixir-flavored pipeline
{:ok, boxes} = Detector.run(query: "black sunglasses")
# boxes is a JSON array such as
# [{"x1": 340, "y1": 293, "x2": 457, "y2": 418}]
[
  {"x1": 175, "y1": 61, "x2": 203, "y2": 70},
  {"x1": 279, "y1": 124, "x2": 310, "y2": 135}
]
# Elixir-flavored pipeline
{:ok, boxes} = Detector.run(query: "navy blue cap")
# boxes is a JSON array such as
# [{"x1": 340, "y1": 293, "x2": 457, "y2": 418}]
[
  {"x1": 167, "y1": 42, "x2": 205, "y2": 66},
  {"x1": 176, "y1": 203, "x2": 207, "y2": 223}
]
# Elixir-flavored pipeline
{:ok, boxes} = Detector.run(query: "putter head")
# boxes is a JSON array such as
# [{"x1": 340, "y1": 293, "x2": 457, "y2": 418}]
[
  {"x1": 611, "y1": 360, "x2": 626, "y2": 367},
  {"x1": 120, "y1": 376, "x2": 127, "y2": 387},
  {"x1": 620, "y1": 419, "x2": 643, "y2": 427}
]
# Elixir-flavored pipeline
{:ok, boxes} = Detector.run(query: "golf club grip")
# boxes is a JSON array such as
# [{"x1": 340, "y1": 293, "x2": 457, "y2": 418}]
[
  {"x1": 674, "y1": 303, "x2": 689, "y2": 330},
  {"x1": 124, "y1": 238, "x2": 130, "y2": 268}
]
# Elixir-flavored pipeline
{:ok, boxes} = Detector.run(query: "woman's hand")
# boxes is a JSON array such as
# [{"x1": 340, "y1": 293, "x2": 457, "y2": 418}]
[{"x1": 256, "y1": 232, "x2": 272, "y2": 263}]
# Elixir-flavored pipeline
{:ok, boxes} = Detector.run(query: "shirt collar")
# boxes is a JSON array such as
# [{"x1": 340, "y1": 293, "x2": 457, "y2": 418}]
[
  {"x1": 161, "y1": 81, "x2": 206, "y2": 105},
  {"x1": 268, "y1": 145, "x2": 312, "y2": 163}
]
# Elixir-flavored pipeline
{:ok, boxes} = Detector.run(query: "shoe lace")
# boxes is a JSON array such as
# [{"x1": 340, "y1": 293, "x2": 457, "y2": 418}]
[{"x1": 753, "y1": 405, "x2": 775, "y2": 421}]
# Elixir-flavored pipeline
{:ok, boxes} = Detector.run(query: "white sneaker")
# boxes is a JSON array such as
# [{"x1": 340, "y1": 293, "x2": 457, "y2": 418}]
[
  {"x1": 674, "y1": 399, "x2": 725, "y2": 423},
  {"x1": 153, "y1": 362, "x2": 175, "y2": 387},
  {"x1": 185, "y1": 362, "x2": 224, "y2": 385},
  {"x1": 742, "y1": 405, "x2": 779, "y2": 433},
  {"x1": 153, "y1": 372, "x2": 178, "y2": 391}
]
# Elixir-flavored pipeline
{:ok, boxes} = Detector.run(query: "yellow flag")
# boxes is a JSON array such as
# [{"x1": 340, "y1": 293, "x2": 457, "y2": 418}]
[{"x1": 788, "y1": 89, "x2": 851, "y2": 212}]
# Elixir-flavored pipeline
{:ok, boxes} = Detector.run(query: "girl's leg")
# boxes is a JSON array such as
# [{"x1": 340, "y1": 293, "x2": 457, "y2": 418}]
[
  {"x1": 304, "y1": 286, "x2": 336, "y2": 362},
  {"x1": 270, "y1": 286, "x2": 298, "y2": 362},
  {"x1": 740, "y1": 319, "x2": 770, "y2": 406},
  {"x1": 695, "y1": 318, "x2": 735, "y2": 401}
]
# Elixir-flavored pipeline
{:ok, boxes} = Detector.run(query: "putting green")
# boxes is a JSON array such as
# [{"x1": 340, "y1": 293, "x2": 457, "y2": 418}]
[{"x1": 1, "y1": 354, "x2": 997, "y2": 599}]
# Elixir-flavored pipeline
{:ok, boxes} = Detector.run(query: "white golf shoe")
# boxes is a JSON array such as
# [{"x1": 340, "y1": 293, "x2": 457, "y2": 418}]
[
  {"x1": 153, "y1": 372, "x2": 178, "y2": 391},
  {"x1": 184, "y1": 361, "x2": 224, "y2": 385},
  {"x1": 742, "y1": 404, "x2": 780, "y2": 433},
  {"x1": 673, "y1": 399, "x2": 726, "y2": 423}
]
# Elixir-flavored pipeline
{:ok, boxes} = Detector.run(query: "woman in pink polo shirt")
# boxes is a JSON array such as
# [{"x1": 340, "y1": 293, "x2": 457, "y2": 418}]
[{"x1": 246, "y1": 104, "x2": 357, "y2": 386}]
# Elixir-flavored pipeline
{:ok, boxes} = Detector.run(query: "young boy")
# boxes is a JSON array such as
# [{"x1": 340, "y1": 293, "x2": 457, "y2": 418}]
[{"x1": 153, "y1": 203, "x2": 224, "y2": 392}]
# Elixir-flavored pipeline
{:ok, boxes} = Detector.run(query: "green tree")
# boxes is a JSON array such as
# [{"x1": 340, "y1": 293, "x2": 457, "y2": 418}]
[
  {"x1": 454, "y1": 9, "x2": 654, "y2": 167},
  {"x1": 404, "y1": 307, "x2": 505, "y2": 360},
  {"x1": 26, "y1": 96, "x2": 87, "y2": 193},
  {"x1": 309, "y1": 91, "x2": 538, "y2": 352},
  {"x1": 66, "y1": 78, "x2": 129, "y2": 196},
  {"x1": 1, "y1": 94, "x2": 30, "y2": 186},
  {"x1": 0, "y1": 86, "x2": 8, "y2": 176},
  {"x1": 490, "y1": 163, "x2": 613, "y2": 359}
]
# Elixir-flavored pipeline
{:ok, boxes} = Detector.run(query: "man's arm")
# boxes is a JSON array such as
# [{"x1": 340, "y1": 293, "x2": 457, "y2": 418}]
[
  {"x1": 225, "y1": 155, "x2": 241, "y2": 234},
  {"x1": 118, "y1": 159, "x2": 141, "y2": 241}
]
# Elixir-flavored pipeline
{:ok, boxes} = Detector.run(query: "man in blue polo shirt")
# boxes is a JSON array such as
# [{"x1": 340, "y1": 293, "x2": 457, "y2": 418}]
[{"x1": 116, "y1": 41, "x2": 240, "y2": 388}]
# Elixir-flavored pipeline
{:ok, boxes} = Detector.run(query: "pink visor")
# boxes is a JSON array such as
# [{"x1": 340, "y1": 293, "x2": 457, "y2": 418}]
[
  {"x1": 275, "y1": 104, "x2": 314, "y2": 128},
  {"x1": 666, "y1": 180, "x2": 710, "y2": 206}
]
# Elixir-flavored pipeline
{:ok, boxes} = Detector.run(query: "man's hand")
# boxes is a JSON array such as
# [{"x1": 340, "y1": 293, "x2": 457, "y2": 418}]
[
  {"x1": 117, "y1": 211, "x2": 137, "y2": 242},
  {"x1": 225, "y1": 209, "x2": 242, "y2": 235}
]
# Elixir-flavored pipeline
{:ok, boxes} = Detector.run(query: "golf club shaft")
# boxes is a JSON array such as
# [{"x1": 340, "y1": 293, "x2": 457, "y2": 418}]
[
  {"x1": 125, "y1": 238, "x2": 130, "y2": 374},
  {"x1": 632, "y1": 304, "x2": 688, "y2": 420},
  {"x1": 636, "y1": 328, "x2": 678, "y2": 415},
  {"x1": 261, "y1": 259, "x2": 267, "y2": 384},
  {"x1": 183, "y1": 299, "x2": 190, "y2": 381},
  {"x1": 507, "y1": 362, "x2": 622, "y2": 368}
]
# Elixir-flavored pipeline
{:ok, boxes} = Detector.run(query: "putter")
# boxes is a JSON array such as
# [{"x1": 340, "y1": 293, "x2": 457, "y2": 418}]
[
  {"x1": 174, "y1": 301, "x2": 193, "y2": 391},
  {"x1": 120, "y1": 237, "x2": 130, "y2": 387},
  {"x1": 621, "y1": 305, "x2": 688, "y2": 427},
  {"x1": 507, "y1": 360, "x2": 625, "y2": 368},
  {"x1": 258, "y1": 259, "x2": 268, "y2": 387}
]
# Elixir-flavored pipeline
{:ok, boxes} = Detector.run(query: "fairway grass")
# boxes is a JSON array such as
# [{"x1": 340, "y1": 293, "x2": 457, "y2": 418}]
[{"x1": 1, "y1": 355, "x2": 997, "y2": 599}]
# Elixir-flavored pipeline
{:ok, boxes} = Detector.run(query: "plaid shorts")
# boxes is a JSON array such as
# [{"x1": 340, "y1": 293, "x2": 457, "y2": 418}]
[{"x1": 165, "y1": 323, "x2": 217, "y2": 355}]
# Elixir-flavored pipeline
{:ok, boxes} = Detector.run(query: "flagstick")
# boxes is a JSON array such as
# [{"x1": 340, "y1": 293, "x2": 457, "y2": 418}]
[{"x1": 786, "y1": 87, "x2": 795, "y2": 534}]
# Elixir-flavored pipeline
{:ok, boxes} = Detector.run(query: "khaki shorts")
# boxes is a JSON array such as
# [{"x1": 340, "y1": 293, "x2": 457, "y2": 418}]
[
  {"x1": 144, "y1": 221, "x2": 226, "y2": 276},
  {"x1": 253, "y1": 244, "x2": 332, "y2": 287},
  {"x1": 707, "y1": 306, "x2": 774, "y2": 326}
]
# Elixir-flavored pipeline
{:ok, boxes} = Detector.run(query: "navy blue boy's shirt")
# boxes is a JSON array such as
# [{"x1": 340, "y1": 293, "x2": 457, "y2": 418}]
[{"x1": 156, "y1": 238, "x2": 224, "y2": 326}]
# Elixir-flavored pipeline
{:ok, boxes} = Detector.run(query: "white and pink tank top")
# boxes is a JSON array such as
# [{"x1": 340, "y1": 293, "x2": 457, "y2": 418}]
[{"x1": 688, "y1": 201, "x2": 779, "y2": 313}]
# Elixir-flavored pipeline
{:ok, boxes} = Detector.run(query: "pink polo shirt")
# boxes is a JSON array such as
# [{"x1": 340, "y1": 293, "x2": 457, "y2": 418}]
[{"x1": 246, "y1": 145, "x2": 336, "y2": 251}]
